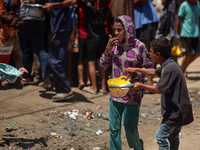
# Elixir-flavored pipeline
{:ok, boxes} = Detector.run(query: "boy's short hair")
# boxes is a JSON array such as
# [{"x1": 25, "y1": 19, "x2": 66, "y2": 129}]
[
  {"x1": 150, "y1": 38, "x2": 172, "y2": 59},
  {"x1": 1, "y1": 11, "x2": 24, "y2": 29}
]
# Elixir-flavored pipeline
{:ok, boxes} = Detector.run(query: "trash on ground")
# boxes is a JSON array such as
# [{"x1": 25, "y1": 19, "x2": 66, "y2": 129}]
[
  {"x1": 86, "y1": 112, "x2": 93, "y2": 120},
  {"x1": 50, "y1": 132, "x2": 59, "y2": 138},
  {"x1": 5, "y1": 122, "x2": 17, "y2": 126},
  {"x1": 96, "y1": 129, "x2": 102, "y2": 135}
]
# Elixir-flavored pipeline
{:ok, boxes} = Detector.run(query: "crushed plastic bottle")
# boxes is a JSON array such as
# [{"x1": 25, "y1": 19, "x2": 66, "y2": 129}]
[{"x1": 96, "y1": 129, "x2": 102, "y2": 135}]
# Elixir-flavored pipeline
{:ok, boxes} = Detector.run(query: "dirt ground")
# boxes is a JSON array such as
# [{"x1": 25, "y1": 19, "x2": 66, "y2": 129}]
[{"x1": 0, "y1": 57, "x2": 200, "y2": 150}]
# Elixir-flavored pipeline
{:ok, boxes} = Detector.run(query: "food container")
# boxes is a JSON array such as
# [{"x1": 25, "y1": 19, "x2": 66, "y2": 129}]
[
  {"x1": 0, "y1": 63, "x2": 21, "y2": 83},
  {"x1": 107, "y1": 76, "x2": 134, "y2": 97},
  {"x1": 21, "y1": 3, "x2": 45, "y2": 18}
]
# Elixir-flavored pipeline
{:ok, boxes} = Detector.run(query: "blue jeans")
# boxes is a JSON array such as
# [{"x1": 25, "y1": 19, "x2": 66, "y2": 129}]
[
  {"x1": 155, "y1": 124, "x2": 182, "y2": 150},
  {"x1": 110, "y1": 100, "x2": 142, "y2": 150}
]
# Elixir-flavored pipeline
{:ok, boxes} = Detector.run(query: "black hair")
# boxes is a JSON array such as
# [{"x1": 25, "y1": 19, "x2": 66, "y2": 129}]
[
  {"x1": 150, "y1": 38, "x2": 172, "y2": 59},
  {"x1": 1, "y1": 11, "x2": 24, "y2": 29},
  {"x1": 112, "y1": 17, "x2": 123, "y2": 25}
]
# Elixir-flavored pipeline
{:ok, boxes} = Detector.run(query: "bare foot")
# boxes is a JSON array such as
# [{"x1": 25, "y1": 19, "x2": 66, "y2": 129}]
[{"x1": 44, "y1": 76, "x2": 52, "y2": 89}]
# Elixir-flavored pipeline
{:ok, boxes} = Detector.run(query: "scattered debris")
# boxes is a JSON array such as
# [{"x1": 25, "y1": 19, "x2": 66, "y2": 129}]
[
  {"x1": 5, "y1": 122, "x2": 17, "y2": 126},
  {"x1": 96, "y1": 129, "x2": 102, "y2": 135}
]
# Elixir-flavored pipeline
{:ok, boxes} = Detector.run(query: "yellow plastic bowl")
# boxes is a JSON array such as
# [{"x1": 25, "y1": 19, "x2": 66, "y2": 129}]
[{"x1": 107, "y1": 76, "x2": 130, "y2": 97}]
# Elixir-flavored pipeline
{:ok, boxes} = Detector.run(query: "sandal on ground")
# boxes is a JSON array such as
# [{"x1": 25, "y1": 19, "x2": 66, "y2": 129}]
[
  {"x1": 0, "y1": 139, "x2": 5, "y2": 145},
  {"x1": 38, "y1": 82, "x2": 53, "y2": 91},
  {"x1": 22, "y1": 77, "x2": 33, "y2": 82},
  {"x1": 52, "y1": 93, "x2": 74, "y2": 102},
  {"x1": 99, "y1": 89, "x2": 107, "y2": 94},
  {"x1": 82, "y1": 86, "x2": 98, "y2": 95}
]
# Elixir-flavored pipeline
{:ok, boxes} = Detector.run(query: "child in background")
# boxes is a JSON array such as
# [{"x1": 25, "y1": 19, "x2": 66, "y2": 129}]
[
  {"x1": 100, "y1": 15, "x2": 153, "y2": 150},
  {"x1": 155, "y1": 0, "x2": 179, "y2": 62},
  {"x1": 0, "y1": 12, "x2": 27, "y2": 86},
  {"x1": 176, "y1": 0, "x2": 200, "y2": 79},
  {"x1": 78, "y1": 0, "x2": 111, "y2": 94},
  {"x1": 124, "y1": 38, "x2": 193, "y2": 150}
]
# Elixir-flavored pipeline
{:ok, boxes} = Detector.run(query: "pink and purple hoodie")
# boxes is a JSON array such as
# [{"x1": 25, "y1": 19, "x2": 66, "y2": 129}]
[{"x1": 100, "y1": 15, "x2": 153, "y2": 105}]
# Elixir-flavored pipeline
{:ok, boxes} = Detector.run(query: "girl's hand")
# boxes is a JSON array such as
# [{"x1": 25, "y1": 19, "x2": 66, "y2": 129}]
[{"x1": 104, "y1": 34, "x2": 119, "y2": 56}]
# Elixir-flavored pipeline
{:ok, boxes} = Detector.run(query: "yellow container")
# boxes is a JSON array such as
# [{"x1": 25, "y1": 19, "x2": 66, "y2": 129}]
[{"x1": 107, "y1": 76, "x2": 131, "y2": 97}]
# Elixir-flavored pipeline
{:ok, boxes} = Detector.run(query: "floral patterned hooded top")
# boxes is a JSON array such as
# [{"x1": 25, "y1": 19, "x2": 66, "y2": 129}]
[{"x1": 100, "y1": 15, "x2": 153, "y2": 105}]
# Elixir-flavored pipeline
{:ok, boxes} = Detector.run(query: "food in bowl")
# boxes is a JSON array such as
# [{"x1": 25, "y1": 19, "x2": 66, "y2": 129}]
[{"x1": 107, "y1": 76, "x2": 133, "y2": 97}]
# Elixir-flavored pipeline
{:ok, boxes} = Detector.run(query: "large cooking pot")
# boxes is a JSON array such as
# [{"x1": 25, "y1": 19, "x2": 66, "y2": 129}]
[{"x1": 20, "y1": 3, "x2": 45, "y2": 18}]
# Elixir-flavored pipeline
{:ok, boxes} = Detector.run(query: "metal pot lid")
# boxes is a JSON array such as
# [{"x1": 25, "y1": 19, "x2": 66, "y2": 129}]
[
  {"x1": 108, "y1": 83, "x2": 134, "y2": 88},
  {"x1": 25, "y1": 3, "x2": 44, "y2": 8}
]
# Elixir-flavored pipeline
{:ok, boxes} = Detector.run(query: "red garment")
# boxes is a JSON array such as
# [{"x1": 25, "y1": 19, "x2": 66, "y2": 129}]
[
  {"x1": 78, "y1": 7, "x2": 87, "y2": 38},
  {"x1": 0, "y1": 29, "x2": 20, "y2": 64},
  {"x1": 0, "y1": 0, "x2": 7, "y2": 20}
]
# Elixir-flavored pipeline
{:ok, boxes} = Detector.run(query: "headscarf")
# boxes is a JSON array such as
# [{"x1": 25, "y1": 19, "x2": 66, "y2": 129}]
[{"x1": 117, "y1": 15, "x2": 135, "y2": 46}]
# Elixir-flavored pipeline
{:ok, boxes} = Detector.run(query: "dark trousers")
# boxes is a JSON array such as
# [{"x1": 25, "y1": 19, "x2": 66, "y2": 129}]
[
  {"x1": 136, "y1": 22, "x2": 158, "y2": 50},
  {"x1": 48, "y1": 31, "x2": 72, "y2": 93},
  {"x1": 18, "y1": 20, "x2": 48, "y2": 79}
]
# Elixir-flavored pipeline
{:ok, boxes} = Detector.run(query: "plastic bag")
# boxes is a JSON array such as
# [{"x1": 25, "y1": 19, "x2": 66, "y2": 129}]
[{"x1": 171, "y1": 44, "x2": 182, "y2": 56}]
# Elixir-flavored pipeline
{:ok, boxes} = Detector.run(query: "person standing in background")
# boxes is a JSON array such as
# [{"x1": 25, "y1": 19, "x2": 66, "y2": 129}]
[
  {"x1": 78, "y1": 0, "x2": 111, "y2": 94},
  {"x1": 12, "y1": 0, "x2": 51, "y2": 89},
  {"x1": 44, "y1": 0, "x2": 76, "y2": 101},
  {"x1": 109, "y1": 0, "x2": 134, "y2": 19},
  {"x1": 155, "y1": 0, "x2": 179, "y2": 63},
  {"x1": 134, "y1": 0, "x2": 159, "y2": 89},
  {"x1": 176, "y1": 0, "x2": 200, "y2": 79},
  {"x1": 76, "y1": 6, "x2": 91, "y2": 90}
]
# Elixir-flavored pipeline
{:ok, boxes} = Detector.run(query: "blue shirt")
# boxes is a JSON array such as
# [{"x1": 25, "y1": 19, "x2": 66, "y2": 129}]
[
  {"x1": 178, "y1": 1, "x2": 200, "y2": 37},
  {"x1": 134, "y1": 0, "x2": 159, "y2": 29},
  {"x1": 48, "y1": 0, "x2": 73, "y2": 33}
]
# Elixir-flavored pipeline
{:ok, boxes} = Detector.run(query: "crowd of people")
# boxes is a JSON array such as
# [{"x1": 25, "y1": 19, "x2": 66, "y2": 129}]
[{"x1": 0, "y1": 0, "x2": 199, "y2": 149}]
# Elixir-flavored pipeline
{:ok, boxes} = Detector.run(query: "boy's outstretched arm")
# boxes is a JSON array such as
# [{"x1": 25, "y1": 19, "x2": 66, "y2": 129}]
[
  {"x1": 133, "y1": 82, "x2": 162, "y2": 94},
  {"x1": 44, "y1": 0, "x2": 76, "y2": 11},
  {"x1": 123, "y1": 67, "x2": 157, "y2": 77}
]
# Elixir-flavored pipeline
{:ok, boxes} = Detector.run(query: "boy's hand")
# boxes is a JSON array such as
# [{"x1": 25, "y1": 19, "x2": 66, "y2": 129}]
[
  {"x1": 123, "y1": 67, "x2": 137, "y2": 80},
  {"x1": 43, "y1": 3, "x2": 54, "y2": 11},
  {"x1": 123, "y1": 67, "x2": 137, "y2": 74},
  {"x1": 19, "y1": 67, "x2": 28, "y2": 75},
  {"x1": 132, "y1": 82, "x2": 143, "y2": 90},
  {"x1": 104, "y1": 34, "x2": 119, "y2": 57},
  {"x1": 21, "y1": 0, "x2": 31, "y2": 3}
]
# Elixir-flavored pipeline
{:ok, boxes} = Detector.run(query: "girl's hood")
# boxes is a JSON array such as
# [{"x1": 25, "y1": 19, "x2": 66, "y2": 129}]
[{"x1": 118, "y1": 15, "x2": 135, "y2": 46}]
